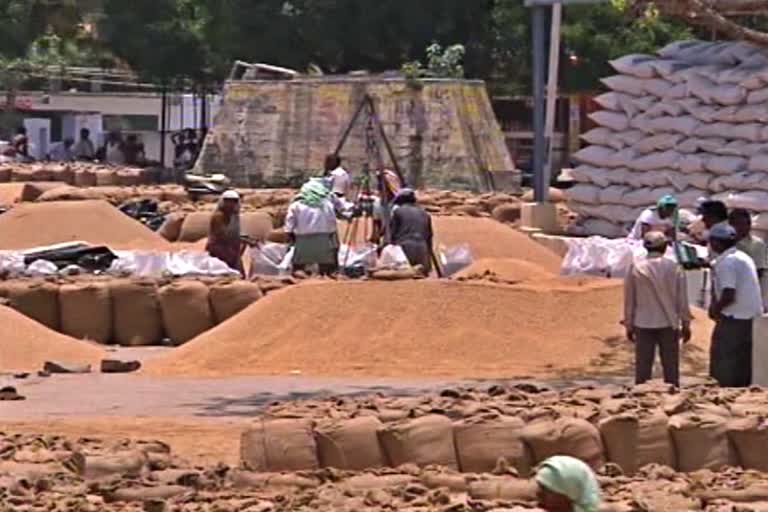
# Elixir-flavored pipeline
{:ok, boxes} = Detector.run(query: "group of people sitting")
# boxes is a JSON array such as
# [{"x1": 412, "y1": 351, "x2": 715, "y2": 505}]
[
  {"x1": 3, "y1": 126, "x2": 146, "y2": 166},
  {"x1": 205, "y1": 153, "x2": 434, "y2": 278},
  {"x1": 624, "y1": 194, "x2": 765, "y2": 389}
]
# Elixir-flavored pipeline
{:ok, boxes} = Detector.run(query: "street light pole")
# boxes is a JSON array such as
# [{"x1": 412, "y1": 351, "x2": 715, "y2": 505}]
[{"x1": 531, "y1": 5, "x2": 547, "y2": 202}]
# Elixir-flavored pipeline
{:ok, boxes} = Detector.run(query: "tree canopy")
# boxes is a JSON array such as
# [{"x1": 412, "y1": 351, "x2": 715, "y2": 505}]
[{"x1": 0, "y1": 0, "x2": 739, "y2": 94}]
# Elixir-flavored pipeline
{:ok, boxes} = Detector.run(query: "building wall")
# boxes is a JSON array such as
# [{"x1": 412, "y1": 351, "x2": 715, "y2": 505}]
[{"x1": 195, "y1": 77, "x2": 517, "y2": 191}]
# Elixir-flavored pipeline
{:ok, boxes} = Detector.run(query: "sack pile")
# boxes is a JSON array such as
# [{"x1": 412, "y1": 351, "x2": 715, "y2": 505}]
[
  {"x1": 568, "y1": 40, "x2": 768, "y2": 237},
  {"x1": 244, "y1": 383, "x2": 768, "y2": 475},
  {"x1": 0, "y1": 276, "x2": 270, "y2": 345}
]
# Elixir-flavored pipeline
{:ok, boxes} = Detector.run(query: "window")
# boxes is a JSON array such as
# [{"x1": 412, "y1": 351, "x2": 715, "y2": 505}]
[{"x1": 103, "y1": 114, "x2": 158, "y2": 132}]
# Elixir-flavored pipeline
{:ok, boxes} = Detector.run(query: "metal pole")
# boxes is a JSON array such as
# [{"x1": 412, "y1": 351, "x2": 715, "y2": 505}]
[
  {"x1": 531, "y1": 5, "x2": 547, "y2": 202},
  {"x1": 543, "y1": 3, "x2": 562, "y2": 195},
  {"x1": 160, "y1": 86, "x2": 168, "y2": 168}
]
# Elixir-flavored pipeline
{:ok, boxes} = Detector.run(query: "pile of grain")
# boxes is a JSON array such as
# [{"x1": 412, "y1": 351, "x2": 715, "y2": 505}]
[
  {"x1": 453, "y1": 258, "x2": 555, "y2": 283},
  {"x1": 0, "y1": 200, "x2": 172, "y2": 250},
  {"x1": 146, "y1": 279, "x2": 712, "y2": 378},
  {"x1": 0, "y1": 305, "x2": 104, "y2": 371},
  {"x1": 431, "y1": 217, "x2": 562, "y2": 272}
]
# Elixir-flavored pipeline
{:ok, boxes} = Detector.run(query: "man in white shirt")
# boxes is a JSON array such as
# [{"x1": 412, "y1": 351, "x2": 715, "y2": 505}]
[
  {"x1": 629, "y1": 195, "x2": 677, "y2": 240},
  {"x1": 324, "y1": 153, "x2": 350, "y2": 198},
  {"x1": 624, "y1": 231, "x2": 692, "y2": 387},
  {"x1": 709, "y1": 223, "x2": 764, "y2": 387},
  {"x1": 49, "y1": 137, "x2": 75, "y2": 162}
]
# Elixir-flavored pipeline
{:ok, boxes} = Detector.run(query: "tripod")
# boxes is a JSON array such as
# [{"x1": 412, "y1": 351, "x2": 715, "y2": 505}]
[{"x1": 334, "y1": 94, "x2": 404, "y2": 255}]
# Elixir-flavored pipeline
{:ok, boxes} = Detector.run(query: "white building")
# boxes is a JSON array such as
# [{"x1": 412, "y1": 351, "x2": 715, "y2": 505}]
[{"x1": 5, "y1": 91, "x2": 221, "y2": 164}]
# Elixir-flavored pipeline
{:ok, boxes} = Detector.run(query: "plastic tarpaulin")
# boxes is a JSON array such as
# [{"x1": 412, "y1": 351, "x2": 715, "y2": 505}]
[{"x1": 110, "y1": 250, "x2": 240, "y2": 277}]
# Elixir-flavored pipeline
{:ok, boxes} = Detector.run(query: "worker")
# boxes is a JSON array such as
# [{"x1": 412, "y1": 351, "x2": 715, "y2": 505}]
[
  {"x1": 104, "y1": 131, "x2": 125, "y2": 165},
  {"x1": 729, "y1": 208, "x2": 767, "y2": 280},
  {"x1": 369, "y1": 169, "x2": 404, "y2": 246},
  {"x1": 49, "y1": 137, "x2": 75, "y2": 162},
  {"x1": 73, "y1": 128, "x2": 96, "y2": 160},
  {"x1": 206, "y1": 190, "x2": 244, "y2": 275},
  {"x1": 535, "y1": 455, "x2": 601, "y2": 512},
  {"x1": 624, "y1": 231, "x2": 692, "y2": 387},
  {"x1": 698, "y1": 200, "x2": 729, "y2": 241},
  {"x1": 284, "y1": 178, "x2": 354, "y2": 276},
  {"x1": 123, "y1": 134, "x2": 146, "y2": 166},
  {"x1": 629, "y1": 195, "x2": 677, "y2": 240},
  {"x1": 390, "y1": 188, "x2": 434, "y2": 275},
  {"x1": 12, "y1": 127, "x2": 31, "y2": 162},
  {"x1": 709, "y1": 223, "x2": 763, "y2": 387},
  {"x1": 324, "y1": 153, "x2": 350, "y2": 199}
]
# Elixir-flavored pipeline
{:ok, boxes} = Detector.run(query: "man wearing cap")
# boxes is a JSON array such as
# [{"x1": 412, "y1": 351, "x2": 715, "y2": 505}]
[
  {"x1": 709, "y1": 223, "x2": 763, "y2": 387},
  {"x1": 624, "y1": 231, "x2": 692, "y2": 387},
  {"x1": 206, "y1": 190, "x2": 244, "y2": 275},
  {"x1": 629, "y1": 195, "x2": 678, "y2": 240}
]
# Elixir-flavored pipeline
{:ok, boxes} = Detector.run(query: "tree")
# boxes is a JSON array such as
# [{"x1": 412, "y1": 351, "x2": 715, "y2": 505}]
[{"x1": 638, "y1": 0, "x2": 768, "y2": 46}]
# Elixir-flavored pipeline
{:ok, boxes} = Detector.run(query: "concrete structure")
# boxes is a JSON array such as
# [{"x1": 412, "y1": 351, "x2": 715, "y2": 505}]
[
  {"x1": 195, "y1": 76, "x2": 517, "y2": 190},
  {"x1": 4, "y1": 91, "x2": 220, "y2": 163}
]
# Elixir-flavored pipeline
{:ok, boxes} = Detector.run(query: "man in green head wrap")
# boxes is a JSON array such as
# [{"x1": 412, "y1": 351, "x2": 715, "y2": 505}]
[
  {"x1": 629, "y1": 194, "x2": 678, "y2": 241},
  {"x1": 284, "y1": 178, "x2": 354, "y2": 276},
  {"x1": 536, "y1": 456, "x2": 601, "y2": 512}
]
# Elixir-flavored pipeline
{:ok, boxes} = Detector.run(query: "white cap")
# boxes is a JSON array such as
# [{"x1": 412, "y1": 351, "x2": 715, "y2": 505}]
[{"x1": 221, "y1": 190, "x2": 240, "y2": 200}]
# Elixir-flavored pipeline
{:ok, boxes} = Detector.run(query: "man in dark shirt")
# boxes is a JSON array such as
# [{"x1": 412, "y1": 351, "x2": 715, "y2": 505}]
[{"x1": 390, "y1": 188, "x2": 433, "y2": 275}]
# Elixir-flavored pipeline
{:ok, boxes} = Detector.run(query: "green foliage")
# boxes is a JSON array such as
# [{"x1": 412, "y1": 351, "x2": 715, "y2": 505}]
[{"x1": 401, "y1": 43, "x2": 466, "y2": 80}]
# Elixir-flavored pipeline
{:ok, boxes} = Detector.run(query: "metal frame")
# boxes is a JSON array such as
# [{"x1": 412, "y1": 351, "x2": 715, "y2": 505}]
[{"x1": 525, "y1": 0, "x2": 608, "y2": 202}]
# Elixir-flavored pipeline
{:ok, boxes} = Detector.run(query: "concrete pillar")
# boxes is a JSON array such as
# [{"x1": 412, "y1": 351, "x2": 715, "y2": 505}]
[
  {"x1": 753, "y1": 314, "x2": 768, "y2": 386},
  {"x1": 521, "y1": 202, "x2": 558, "y2": 233}
]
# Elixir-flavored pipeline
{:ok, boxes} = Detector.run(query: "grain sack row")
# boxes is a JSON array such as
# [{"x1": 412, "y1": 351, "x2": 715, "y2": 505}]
[
  {"x1": 0, "y1": 162, "x2": 154, "y2": 187},
  {"x1": 240, "y1": 407, "x2": 767, "y2": 476},
  {"x1": 0, "y1": 278, "x2": 263, "y2": 345},
  {"x1": 566, "y1": 40, "x2": 768, "y2": 236},
  {"x1": 158, "y1": 211, "x2": 275, "y2": 243}
]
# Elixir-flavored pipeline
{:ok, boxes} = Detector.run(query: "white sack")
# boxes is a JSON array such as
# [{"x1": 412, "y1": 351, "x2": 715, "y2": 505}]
[
  {"x1": 564, "y1": 185, "x2": 601, "y2": 205},
  {"x1": 644, "y1": 78, "x2": 674, "y2": 97},
  {"x1": 648, "y1": 116, "x2": 698, "y2": 136},
  {"x1": 622, "y1": 187, "x2": 675, "y2": 207},
  {"x1": 598, "y1": 185, "x2": 630, "y2": 204},
  {"x1": 634, "y1": 134, "x2": 683, "y2": 154},
  {"x1": 705, "y1": 156, "x2": 747, "y2": 175},
  {"x1": 601, "y1": 75, "x2": 646, "y2": 96},
  {"x1": 610, "y1": 54, "x2": 658, "y2": 78},
  {"x1": 631, "y1": 170, "x2": 672, "y2": 188},
  {"x1": 651, "y1": 60, "x2": 691, "y2": 80},
  {"x1": 573, "y1": 146, "x2": 617, "y2": 167},
  {"x1": 615, "y1": 130, "x2": 646, "y2": 147},
  {"x1": 667, "y1": 173, "x2": 711, "y2": 192},
  {"x1": 589, "y1": 111, "x2": 630, "y2": 131},
  {"x1": 749, "y1": 154, "x2": 768, "y2": 172},
  {"x1": 747, "y1": 88, "x2": 768, "y2": 104},
  {"x1": 724, "y1": 191, "x2": 768, "y2": 212},
  {"x1": 678, "y1": 154, "x2": 709, "y2": 173},
  {"x1": 628, "y1": 150, "x2": 680, "y2": 171},
  {"x1": 580, "y1": 127, "x2": 615, "y2": 147}
]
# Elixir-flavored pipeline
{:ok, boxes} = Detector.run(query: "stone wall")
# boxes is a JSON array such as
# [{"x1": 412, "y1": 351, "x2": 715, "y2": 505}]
[{"x1": 195, "y1": 77, "x2": 517, "y2": 191}]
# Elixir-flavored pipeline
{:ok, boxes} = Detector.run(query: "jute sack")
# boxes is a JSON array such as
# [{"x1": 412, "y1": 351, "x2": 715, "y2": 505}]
[
  {"x1": 73, "y1": 169, "x2": 97, "y2": 187},
  {"x1": 110, "y1": 279, "x2": 163, "y2": 346},
  {"x1": 241, "y1": 419, "x2": 318, "y2": 472},
  {"x1": 315, "y1": 416, "x2": 386, "y2": 470},
  {"x1": 1, "y1": 280, "x2": 60, "y2": 330},
  {"x1": 599, "y1": 409, "x2": 674, "y2": 475},
  {"x1": 728, "y1": 416, "x2": 768, "y2": 471},
  {"x1": 209, "y1": 281, "x2": 263, "y2": 323},
  {"x1": 95, "y1": 170, "x2": 119, "y2": 186},
  {"x1": 59, "y1": 281, "x2": 112, "y2": 343},
  {"x1": 520, "y1": 417, "x2": 604, "y2": 469},
  {"x1": 468, "y1": 477, "x2": 537, "y2": 501},
  {"x1": 240, "y1": 212, "x2": 273, "y2": 241},
  {"x1": 0, "y1": 167, "x2": 10, "y2": 182},
  {"x1": 378, "y1": 414, "x2": 458, "y2": 469},
  {"x1": 157, "y1": 213, "x2": 186, "y2": 242},
  {"x1": 668, "y1": 413, "x2": 737, "y2": 472},
  {"x1": 158, "y1": 280, "x2": 213, "y2": 345},
  {"x1": 454, "y1": 415, "x2": 528, "y2": 475},
  {"x1": 178, "y1": 212, "x2": 212, "y2": 242}
]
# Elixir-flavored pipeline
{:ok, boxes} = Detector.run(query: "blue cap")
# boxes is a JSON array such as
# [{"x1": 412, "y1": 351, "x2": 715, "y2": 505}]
[{"x1": 709, "y1": 223, "x2": 737, "y2": 241}]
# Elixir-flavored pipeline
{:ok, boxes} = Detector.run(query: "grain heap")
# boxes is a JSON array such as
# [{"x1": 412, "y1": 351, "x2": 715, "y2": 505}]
[
  {"x1": 0, "y1": 305, "x2": 104, "y2": 371},
  {"x1": 0, "y1": 200, "x2": 172, "y2": 251},
  {"x1": 146, "y1": 279, "x2": 712, "y2": 378},
  {"x1": 430, "y1": 217, "x2": 563, "y2": 271},
  {"x1": 453, "y1": 258, "x2": 554, "y2": 283},
  {"x1": 567, "y1": 40, "x2": 768, "y2": 237}
]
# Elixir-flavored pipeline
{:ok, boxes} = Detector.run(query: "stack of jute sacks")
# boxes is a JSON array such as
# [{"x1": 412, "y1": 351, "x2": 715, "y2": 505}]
[
  {"x1": 0, "y1": 277, "x2": 270, "y2": 346},
  {"x1": 241, "y1": 383, "x2": 768, "y2": 476},
  {"x1": 568, "y1": 40, "x2": 768, "y2": 237}
]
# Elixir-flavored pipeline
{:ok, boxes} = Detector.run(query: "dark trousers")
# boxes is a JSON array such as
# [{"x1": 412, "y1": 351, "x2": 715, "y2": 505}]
[
  {"x1": 710, "y1": 317, "x2": 753, "y2": 388},
  {"x1": 635, "y1": 327, "x2": 680, "y2": 387}
]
